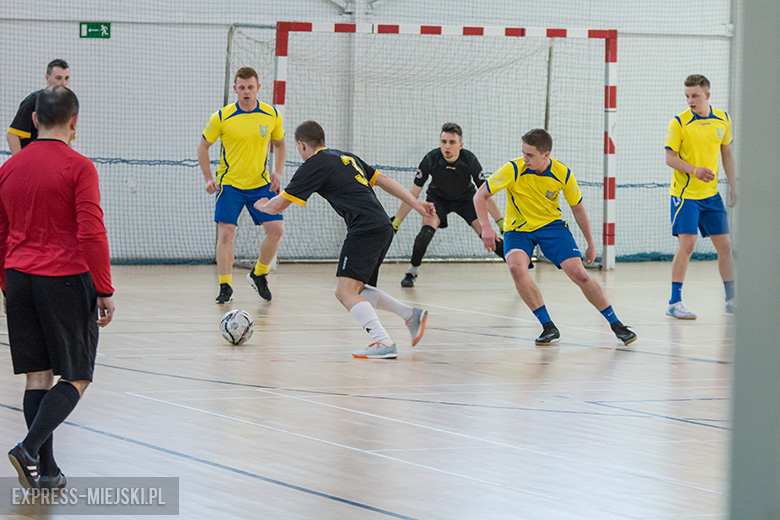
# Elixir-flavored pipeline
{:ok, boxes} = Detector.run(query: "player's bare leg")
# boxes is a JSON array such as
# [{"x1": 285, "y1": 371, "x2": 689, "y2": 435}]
[
  {"x1": 248, "y1": 220, "x2": 284, "y2": 301},
  {"x1": 711, "y1": 233, "x2": 736, "y2": 313},
  {"x1": 668, "y1": 233, "x2": 697, "y2": 318},
  {"x1": 560, "y1": 257, "x2": 637, "y2": 345},
  {"x1": 560, "y1": 257, "x2": 610, "y2": 310},
  {"x1": 507, "y1": 250, "x2": 558, "y2": 344},
  {"x1": 336, "y1": 278, "x2": 397, "y2": 359},
  {"x1": 215, "y1": 222, "x2": 236, "y2": 303}
]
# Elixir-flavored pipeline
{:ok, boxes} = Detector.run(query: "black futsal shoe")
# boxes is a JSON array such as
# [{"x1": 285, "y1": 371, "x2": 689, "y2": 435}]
[
  {"x1": 247, "y1": 272, "x2": 272, "y2": 301},
  {"x1": 215, "y1": 283, "x2": 233, "y2": 304},
  {"x1": 535, "y1": 322, "x2": 560, "y2": 345},
  {"x1": 400, "y1": 273, "x2": 417, "y2": 288},
  {"x1": 611, "y1": 321, "x2": 637, "y2": 345}
]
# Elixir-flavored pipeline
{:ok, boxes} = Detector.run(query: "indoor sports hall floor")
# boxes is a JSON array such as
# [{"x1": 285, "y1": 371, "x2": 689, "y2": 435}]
[{"x1": 0, "y1": 261, "x2": 732, "y2": 519}]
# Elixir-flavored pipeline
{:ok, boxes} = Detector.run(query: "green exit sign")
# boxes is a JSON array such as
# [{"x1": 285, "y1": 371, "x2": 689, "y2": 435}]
[{"x1": 80, "y1": 22, "x2": 111, "y2": 39}]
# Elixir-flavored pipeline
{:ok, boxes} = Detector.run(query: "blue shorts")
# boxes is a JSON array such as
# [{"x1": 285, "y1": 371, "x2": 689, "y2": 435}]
[
  {"x1": 670, "y1": 194, "x2": 729, "y2": 237},
  {"x1": 215, "y1": 184, "x2": 283, "y2": 226},
  {"x1": 504, "y1": 220, "x2": 582, "y2": 269}
]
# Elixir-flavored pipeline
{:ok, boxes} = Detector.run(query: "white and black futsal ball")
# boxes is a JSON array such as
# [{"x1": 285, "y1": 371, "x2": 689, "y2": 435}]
[{"x1": 220, "y1": 309, "x2": 254, "y2": 345}]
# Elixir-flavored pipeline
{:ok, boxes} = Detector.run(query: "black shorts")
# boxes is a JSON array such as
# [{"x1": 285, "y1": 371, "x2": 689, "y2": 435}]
[
  {"x1": 336, "y1": 225, "x2": 393, "y2": 287},
  {"x1": 6, "y1": 269, "x2": 99, "y2": 381},
  {"x1": 426, "y1": 190, "x2": 478, "y2": 229}
]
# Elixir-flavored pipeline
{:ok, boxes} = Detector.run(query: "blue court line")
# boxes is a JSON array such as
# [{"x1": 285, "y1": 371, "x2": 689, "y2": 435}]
[
  {"x1": 587, "y1": 400, "x2": 730, "y2": 430},
  {"x1": 94, "y1": 362, "x2": 643, "y2": 417},
  {"x1": 0, "y1": 402, "x2": 418, "y2": 520}
]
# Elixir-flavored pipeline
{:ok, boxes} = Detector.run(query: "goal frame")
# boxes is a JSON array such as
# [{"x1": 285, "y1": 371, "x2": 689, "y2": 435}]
[{"x1": 272, "y1": 21, "x2": 618, "y2": 269}]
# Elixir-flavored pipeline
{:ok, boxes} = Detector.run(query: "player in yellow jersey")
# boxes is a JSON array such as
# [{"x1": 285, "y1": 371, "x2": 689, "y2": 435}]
[
  {"x1": 474, "y1": 129, "x2": 636, "y2": 346},
  {"x1": 665, "y1": 74, "x2": 736, "y2": 319},
  {"x1": 198, "y1": 67, "x2": 286, "y2": 304}
]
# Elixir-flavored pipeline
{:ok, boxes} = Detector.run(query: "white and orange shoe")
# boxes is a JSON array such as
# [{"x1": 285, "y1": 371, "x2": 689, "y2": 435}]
[
  {"x1": 352, "y1": 342, "x2": 397, "y2": 359},
  {"x1": 405, "y1": 307, "x2": 428, "y2": 346}
]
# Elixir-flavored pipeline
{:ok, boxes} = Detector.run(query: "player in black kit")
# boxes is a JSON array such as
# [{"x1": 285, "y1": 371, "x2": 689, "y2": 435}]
[
  {"x1": 393, "y1": 123, "x2": 505, "y2": 287},
  {"x1": 255, "y1": 120, "x2": 436, "y2": 359}
]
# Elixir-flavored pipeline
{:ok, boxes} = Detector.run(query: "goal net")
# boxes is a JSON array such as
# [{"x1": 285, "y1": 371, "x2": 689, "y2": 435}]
[{"x1": 231, "y1": 23, "x2": 616, "y2": 267}]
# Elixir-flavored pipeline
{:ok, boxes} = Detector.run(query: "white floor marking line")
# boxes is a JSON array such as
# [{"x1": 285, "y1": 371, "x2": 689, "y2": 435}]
[{"x1": 126, "y1": 391, "x2": 554, "y2": 499}]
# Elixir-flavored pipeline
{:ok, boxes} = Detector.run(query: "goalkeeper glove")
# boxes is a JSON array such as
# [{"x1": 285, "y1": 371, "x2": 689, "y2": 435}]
[
  {"x1": 495, "y1": 217, "x2": 505, "y2": 236},
  {"x1": 392, "y1": 216, "x2": 403, "y2": 236}
]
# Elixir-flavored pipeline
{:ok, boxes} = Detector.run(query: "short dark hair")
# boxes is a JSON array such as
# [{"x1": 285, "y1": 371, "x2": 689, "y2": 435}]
[
  {"x1": 35, "y1": 85, "x2": 79, "y2": 128},
  {"x1": 295, "y1": 120, "x2": 326, "y2": 147},
  {"x1": 522, "y1": 128, "x2": 553, "y2": 153},
  {"x1": 441, "y1": 122, "x2": 462, "y2": 139},
  {"x1": 46, "y1": 59, "x2": 69, "y2": 75},
  {"x1": 684, "y1": 74, "x2": 710, "y2": 90},
  {"x1": 234, "y1": 67, "x2": 259, "y2": 83}
]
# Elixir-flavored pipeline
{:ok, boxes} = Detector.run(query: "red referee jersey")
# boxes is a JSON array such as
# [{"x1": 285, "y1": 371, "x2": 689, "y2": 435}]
[{"x1": 0, "y1": 139, "x2": 113, "y2": 295}]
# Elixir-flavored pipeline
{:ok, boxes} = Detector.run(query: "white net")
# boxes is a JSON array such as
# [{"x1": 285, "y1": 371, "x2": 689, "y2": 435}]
[{"x1": 240, "y1": 29, "x2": 607, "y2": 262}]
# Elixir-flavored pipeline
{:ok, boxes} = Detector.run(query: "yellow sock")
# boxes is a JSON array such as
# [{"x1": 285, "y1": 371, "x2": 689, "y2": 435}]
[
  {"x1": 219, "y1": 274, "x2": 232, "y2": 286},
  {"x1": 254, "y1": 262, "x2": 270, "y2": 276}
]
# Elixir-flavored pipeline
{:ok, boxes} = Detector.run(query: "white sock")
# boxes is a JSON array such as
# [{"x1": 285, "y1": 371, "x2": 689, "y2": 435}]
[
  {"x1": 407, "y1": 264, "x2": 419, "y2": 276},
  {"x1": 349, "y1": 301, "x2": 393, "y2": 345},
  {"x1": 360, "y1": 286, "x2": 414, "y2": 322}
]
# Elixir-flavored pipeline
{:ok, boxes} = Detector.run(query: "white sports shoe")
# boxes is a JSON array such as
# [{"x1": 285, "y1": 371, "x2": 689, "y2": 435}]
[
  {"x1": 725, "y1": 299, "x2": 736, "y2": 314},
  {"x1": 666, "y1": 301, "x2": 697, "y2": 320},
  {"x1": 405, "y1": 307, "x2": 428, "y2": 346},
  {"x1": 352, "y1": 342, "x2": 398, "y2": 359}
]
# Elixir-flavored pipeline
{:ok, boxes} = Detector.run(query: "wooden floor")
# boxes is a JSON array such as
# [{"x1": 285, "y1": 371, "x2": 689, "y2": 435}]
[{"x1": 0, "y1": 261, "x2": 733, "y2": 519}]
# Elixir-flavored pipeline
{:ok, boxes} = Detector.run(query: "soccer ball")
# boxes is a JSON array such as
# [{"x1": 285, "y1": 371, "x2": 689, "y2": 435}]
[{"x1": 220, "y1": 309, "x2": 254, "y2": 345}]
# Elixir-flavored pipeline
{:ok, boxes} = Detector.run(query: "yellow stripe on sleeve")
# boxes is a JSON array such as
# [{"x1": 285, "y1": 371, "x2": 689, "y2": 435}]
[{"x1": 281, "y1": 190, "x2": 306, "y2": 207}]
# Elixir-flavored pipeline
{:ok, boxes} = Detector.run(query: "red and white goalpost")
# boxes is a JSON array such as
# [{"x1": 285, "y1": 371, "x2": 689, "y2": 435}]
[{"x1": 271, "y1": 22, "x2": 617, "y2": 269}]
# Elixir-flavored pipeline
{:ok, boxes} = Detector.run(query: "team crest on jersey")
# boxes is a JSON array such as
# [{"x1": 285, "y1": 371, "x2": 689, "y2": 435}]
[
  {"x1": 545, "y1": 190, "x2": 558, "y2": 200},
  {"x1": 259, "y1": 125, "x2": 268, "y2": 137},
  {"x1": 717, "y1": 128, "x2": 724, "y2": 140}
]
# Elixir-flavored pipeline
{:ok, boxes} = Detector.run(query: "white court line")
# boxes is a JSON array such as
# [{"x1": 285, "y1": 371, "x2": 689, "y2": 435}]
[
  {"x1": 125, "y1": 391, "x2": 553, "y2": 499},
  {"x1": 254, "y1": 388, "x2": 726, "y2": 496},
  {"x1": 133, "y1": 377, "x2": 728, "y2": 394}
]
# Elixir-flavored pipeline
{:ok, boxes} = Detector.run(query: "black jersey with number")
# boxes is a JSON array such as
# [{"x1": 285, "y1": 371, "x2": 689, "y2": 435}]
[
  {"x1": 281, "y1": 148, "x2": 391, "y2": 233},
  {"x1": 414, "y1": 148, "x2": 485, "y2": 201},
  {"x1": 7, "y1": 90, "x2": 41, "y2": 149}
]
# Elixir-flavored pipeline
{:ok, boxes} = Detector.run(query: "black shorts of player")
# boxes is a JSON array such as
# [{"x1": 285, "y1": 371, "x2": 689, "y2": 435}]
[
  {"x1": 426, "y1": 190, "x2": 478, "y2": 229},
  {"x1": 336, "y1": 224, "x2": 394, "y2": 287},
  {"x1": 6, "y1": 269, "x2": 99, "y2": 381}
]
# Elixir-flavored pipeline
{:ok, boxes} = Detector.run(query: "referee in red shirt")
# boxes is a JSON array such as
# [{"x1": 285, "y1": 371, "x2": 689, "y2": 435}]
[{"x1": 0, "y1": 85, "x2": 115, "y2": 490}]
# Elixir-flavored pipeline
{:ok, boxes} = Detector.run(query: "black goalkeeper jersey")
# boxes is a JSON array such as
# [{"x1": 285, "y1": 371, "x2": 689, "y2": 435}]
[{"x1": 414, "y1": 148, "x2": 485, "y2": 200}]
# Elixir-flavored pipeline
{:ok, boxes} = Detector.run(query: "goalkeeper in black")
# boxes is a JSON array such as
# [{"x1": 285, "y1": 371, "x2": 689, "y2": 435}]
[{"x1": 393, "y1": 123, "x2": 505, "y2": 287}]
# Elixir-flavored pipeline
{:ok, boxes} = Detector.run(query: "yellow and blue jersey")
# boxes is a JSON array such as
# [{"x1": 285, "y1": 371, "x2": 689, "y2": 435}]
[
  {"x1": 202, "y1": 101, "x2": 284, "y2": 190},
  {"x1": 486, "y1": 157, "x2": 582, "y2": 233},
  {"x1": 665, "y1": 107, "x2": 732, "y2": 200}
]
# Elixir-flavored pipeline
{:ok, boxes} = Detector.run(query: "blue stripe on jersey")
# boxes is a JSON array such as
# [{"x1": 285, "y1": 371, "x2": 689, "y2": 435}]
[
  {"x1": 217, "y1": 145, "x2": 230, "y2": 183},
  {"x1": 565, "y1": 168, "x2": 571, "y2": 184},
  {"x1": 511, "y1": 161, "x2": 519, "y2": 182}
]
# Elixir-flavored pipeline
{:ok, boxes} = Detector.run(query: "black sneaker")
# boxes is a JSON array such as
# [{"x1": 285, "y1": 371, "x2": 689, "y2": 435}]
[
  {"x1": 8, "y1": 443, "x2": 39, "y2": 491},
  {"x1": 38, "y1": 470, "x2": 67, "y2": 491},
  {"x1": 215, "y1": 283, "x2": 233, "y2": 304},
  {"x1": 247, "y1": 272, "x2": 272, "y2": 301},
  {"x1": 535, "y1": 322, "x2": 560, "y2": 345},
  {"x1": 611, "y1": 321, "x2": 637, "y2": 345},
  {"x1": 401, "y1": 273, "x2": 417, "y2": 288}
]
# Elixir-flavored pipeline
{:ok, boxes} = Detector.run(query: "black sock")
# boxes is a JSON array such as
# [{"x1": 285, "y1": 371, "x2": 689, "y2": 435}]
[
  {"x1": 411, "y1": 225, "x2": 436, "y2": 267},
  {"x1": 23, "y1": 389, "x2": 59, "y2": 476},
  {"x1": 23, "y1": 381, "x2": 80, "y2": 459}
]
